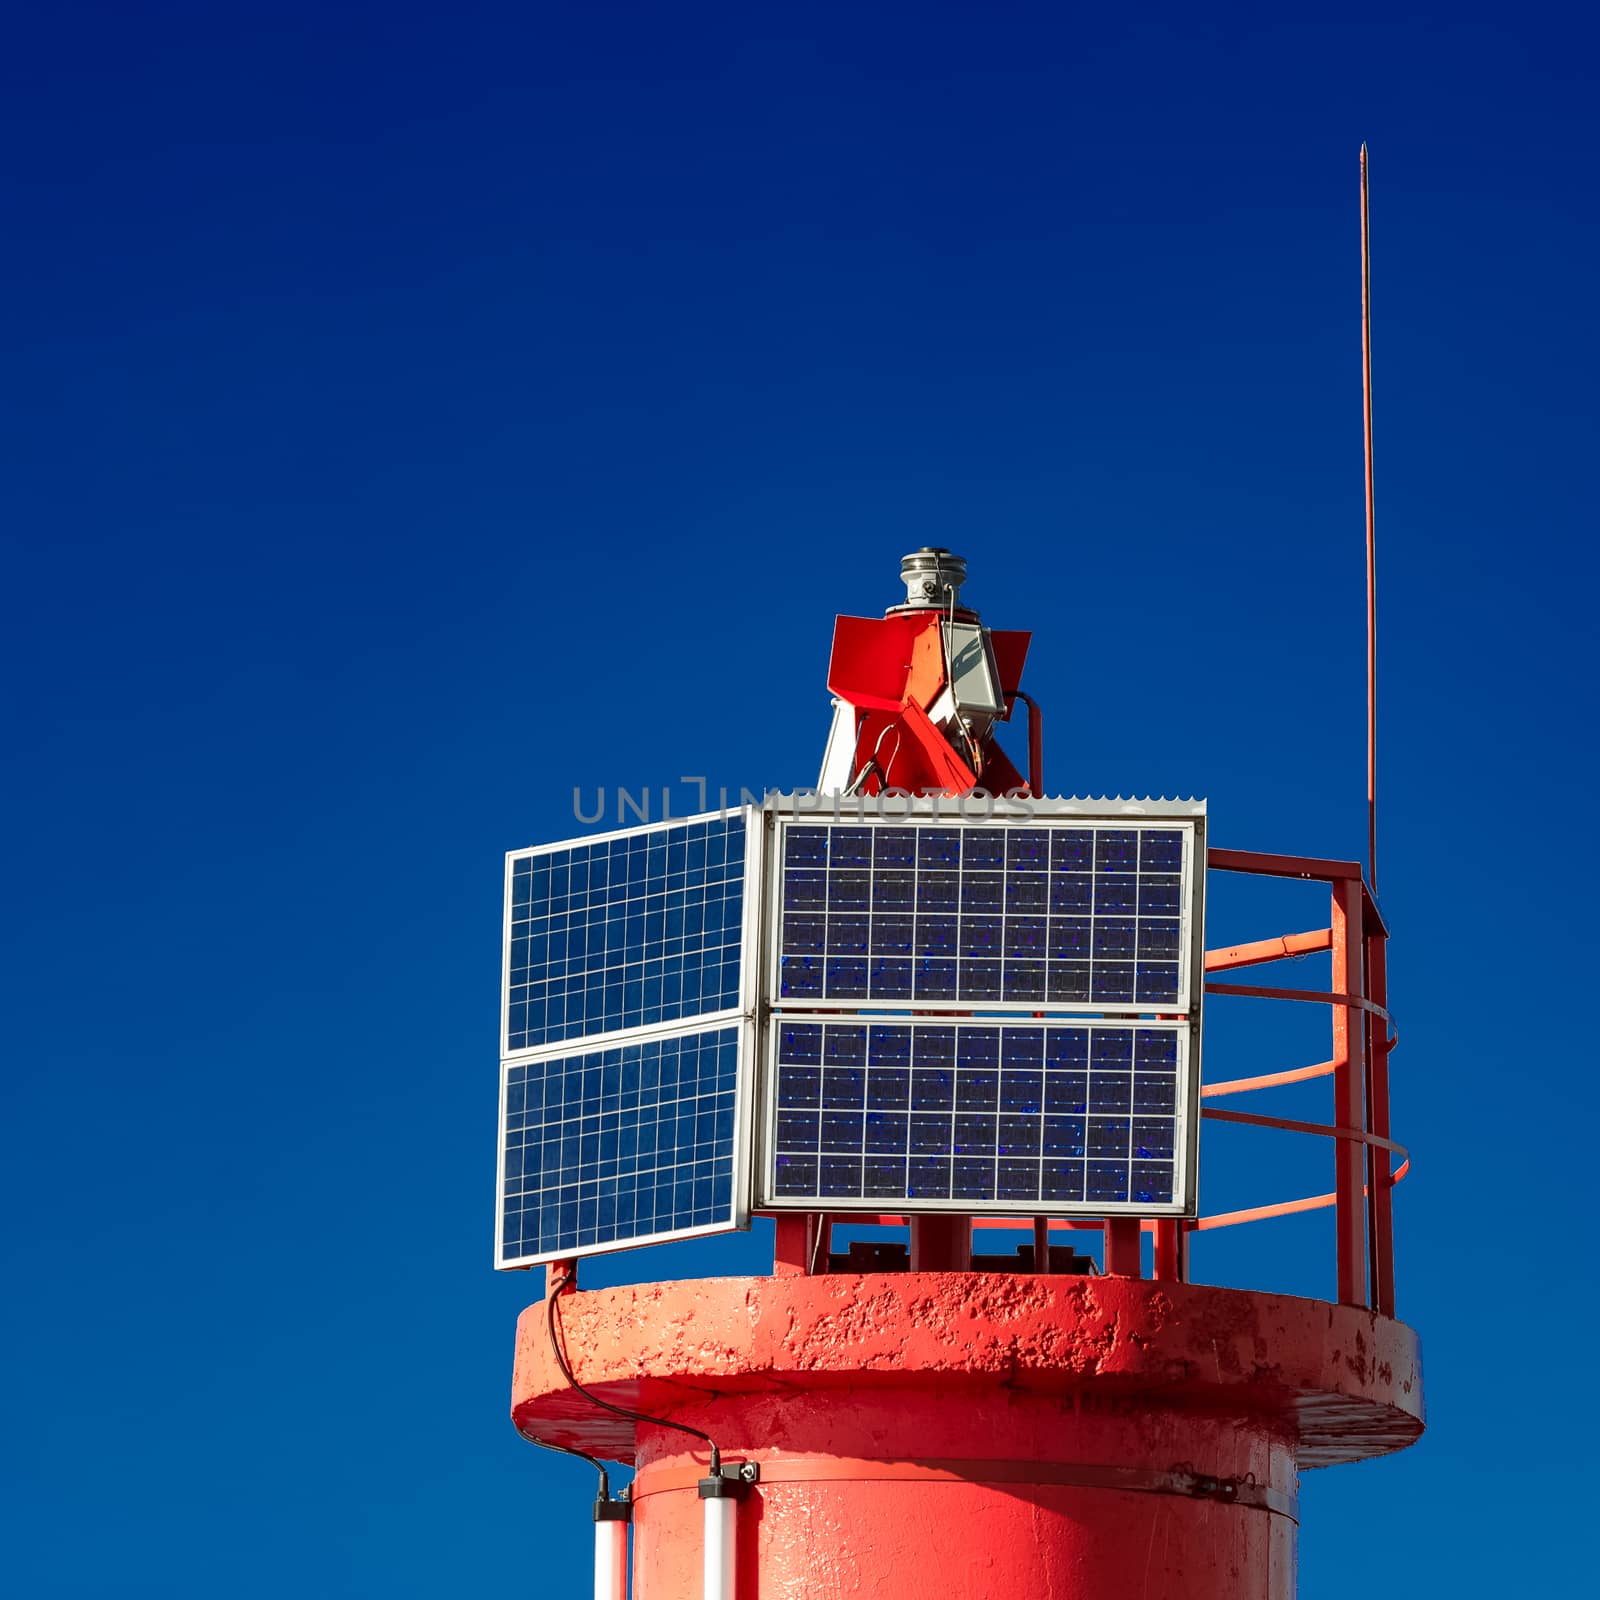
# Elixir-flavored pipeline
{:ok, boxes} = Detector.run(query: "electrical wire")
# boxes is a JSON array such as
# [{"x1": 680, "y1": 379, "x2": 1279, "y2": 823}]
[
  {"x1": 808, "y1": 1213, "x2": 831, "y2": 1275},
  {"x1": 844, "y1": 721, "x2": 904, "y2": 797},
  {"x1": 842, "y1": 757, "x2": 880, "y2": 797},
  {"x1": 515, "y1": 1418, "x2": 613, "y2": 1501},
  {"x1": 548, "y1": 1272, "x2": 724, "y2": 1472},
  {"x1": 874, "y1": 721, "x2": 902, "y2": 776}
]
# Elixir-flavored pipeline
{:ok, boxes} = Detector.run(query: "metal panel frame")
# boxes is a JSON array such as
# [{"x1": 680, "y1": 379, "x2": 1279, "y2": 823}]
[
  {"x1": 762, "y1": 801, "x2": 1206, "y2": 1019},
  {"x1": 494, "y1": 806, "x2": 763, "y2": 1269},
  {"x1": 1185, "y1": 842, "x2": 1207, "y2": 1214},
  {"x1": 754, "y1": 1016, "x2": 1198, "y2": 1218}
]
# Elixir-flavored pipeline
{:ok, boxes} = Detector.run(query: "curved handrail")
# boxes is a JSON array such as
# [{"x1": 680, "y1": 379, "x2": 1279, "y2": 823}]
[
  {"x1": 1193, "y1": 1158, "x2": 1410, "y2": 1232},
  {"x1": 1201, "y1": 1059, "x2": 1335, "y2": 1098}
]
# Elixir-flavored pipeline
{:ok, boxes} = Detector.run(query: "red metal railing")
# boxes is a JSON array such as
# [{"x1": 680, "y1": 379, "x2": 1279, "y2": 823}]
[{"x1": 1198, "y1": 847, "x2": 1402, "y2": 1312}]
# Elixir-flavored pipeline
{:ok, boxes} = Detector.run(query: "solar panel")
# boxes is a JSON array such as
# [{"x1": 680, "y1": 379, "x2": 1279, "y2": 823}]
[
  {"x1": 771, "y1": 815, "x2": 1197, "y2": 1013},
  {"x1": 505, "y1": 811, "x2": 749, "y2": 1053},
  {"x1": 498, "y1": 1024, "x2": 743, "y2": 1266},
  {"x1": 497, "y1": 809, "x2": 758, "y2": 1267},
  {"x1": 765, "y1": 1018, "x2": 1191, "y2": 1214}
]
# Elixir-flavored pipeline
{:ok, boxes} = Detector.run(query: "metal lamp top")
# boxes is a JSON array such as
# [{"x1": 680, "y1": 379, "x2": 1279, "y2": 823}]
[{"x1": 892, "y1": 547, "x2": 968, "y2": 613}]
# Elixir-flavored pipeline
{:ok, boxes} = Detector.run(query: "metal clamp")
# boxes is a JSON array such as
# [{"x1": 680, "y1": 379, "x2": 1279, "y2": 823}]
[{"x1": 698, "y1": 1462, "x2": 760, "y2": 1499}]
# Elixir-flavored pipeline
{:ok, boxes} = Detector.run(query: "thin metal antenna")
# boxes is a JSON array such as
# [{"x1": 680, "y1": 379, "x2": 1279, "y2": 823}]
[{"x1": 1361, "y1": 144, "x2": 1377, "y2": 893}]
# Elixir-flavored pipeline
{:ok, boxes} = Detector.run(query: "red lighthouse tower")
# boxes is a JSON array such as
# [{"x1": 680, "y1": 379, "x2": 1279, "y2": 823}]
[{"x1": 501, "y1": 546, "x2": 1420, "y2": 1600}]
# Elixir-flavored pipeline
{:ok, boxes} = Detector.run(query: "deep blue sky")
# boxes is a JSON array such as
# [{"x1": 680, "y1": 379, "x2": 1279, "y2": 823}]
[{"x1": 4, "y1": 5, "x2": 1596, "y2": 1595}]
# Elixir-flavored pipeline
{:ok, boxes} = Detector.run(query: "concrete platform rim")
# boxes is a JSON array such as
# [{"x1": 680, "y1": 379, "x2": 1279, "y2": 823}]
[{"x1": 512, "y1": 1271, "x2": 1424, "y2": 1471}]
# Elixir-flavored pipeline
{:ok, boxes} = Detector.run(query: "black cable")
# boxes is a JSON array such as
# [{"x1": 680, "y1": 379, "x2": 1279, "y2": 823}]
[
  {"x1": 515, "y1": 1418, "x2": 612, "y2": 1501},
  {"x1": 548, "y1": 1271, "x2": 723, "y2": 1472}
]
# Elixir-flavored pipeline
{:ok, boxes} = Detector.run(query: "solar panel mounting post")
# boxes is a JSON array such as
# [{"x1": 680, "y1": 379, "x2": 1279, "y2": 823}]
[
  {"x1": 910, "y1": 1214, "x2": 971, "y2": 1272},
  {"x1": 771, "y1": 1213, "x2": 813, "y2": 1275},
  {"x1": 1103, "y1": 1217, "x2": 1142, "y2": 1278},
  {"x1": 1152, "y1": 1218, "x2": 1187, "y2": 1281}
]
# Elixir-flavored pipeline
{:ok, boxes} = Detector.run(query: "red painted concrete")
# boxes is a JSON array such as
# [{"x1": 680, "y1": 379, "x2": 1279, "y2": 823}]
[{"x1": 512, "y1": 1273, "x2": 1423, "y2": 1599}]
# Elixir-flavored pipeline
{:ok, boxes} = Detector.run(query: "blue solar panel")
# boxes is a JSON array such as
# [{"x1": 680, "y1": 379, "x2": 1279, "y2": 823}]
[
  {"x1": 506, "y1": 813, "x2": 747, "y2": 1052},
  {"x1": 768, "y1": 1019, "x2": 1187, "y2": 1212},
  {"x1": 498, "y1": 1025, "x2": 741, "y2": 1265},
  {"x1": 776, "y1": 820, "x2": 1189, "y2": 1011}
]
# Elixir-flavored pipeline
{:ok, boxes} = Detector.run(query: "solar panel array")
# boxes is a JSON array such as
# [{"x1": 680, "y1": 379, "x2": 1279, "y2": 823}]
[
  {"x1": 774, "y1": 822, "x2": 1189, "y2": 1011},
  {"x1": 769, "y1": 1019, "x2": 1185, "y2": 1210},
  {"x1": 498, "y1": 802, "x2": 1204, "y2": 1267},
  {"x1": 498, "y1": 811, "x2": 752, "y2": 1268}
]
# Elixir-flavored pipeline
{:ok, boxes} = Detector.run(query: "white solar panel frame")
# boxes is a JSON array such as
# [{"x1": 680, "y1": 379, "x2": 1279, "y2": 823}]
[
  {"x1": 494, "y1": 806, "x2": 763, "y2": 1268},
  {"x1": 761, "y1": 799, "x2": 1206, "y2": 1019},
  {"x1": 754, "y1": 1016, "x2": 1198, "y2": 1217}
]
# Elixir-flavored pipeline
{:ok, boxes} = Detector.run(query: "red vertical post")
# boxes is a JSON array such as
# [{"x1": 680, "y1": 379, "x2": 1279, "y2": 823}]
[
  {"x1": 545, "y1": 1258, "x2": 576, "y2": 1300},
  {"x1": 773, "y1": 1214, "x2": 813, "y2": 1276},
  {"x1": 910, "y1": 1215, "x2": 972, "y2": 1271},
  {"x1": 1365, "y1": 927, "x2": 1396, "y2": 1316},
  {"x1": 1152, "y1": 1219, "x2": 1186, "y2": 1282},
  {"x1": 1102, "y1": 1217, "x2": 1142, "y2": 1278},
  {"x1": 1331, "y1": 881, "x2": 1369, "y2": 1307}
]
